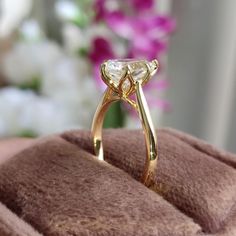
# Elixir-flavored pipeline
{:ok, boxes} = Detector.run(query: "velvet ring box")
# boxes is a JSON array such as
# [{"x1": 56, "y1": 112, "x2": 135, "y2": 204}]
[{"x1": 0, "y1": 128, "x2": 236, "y2": 236}]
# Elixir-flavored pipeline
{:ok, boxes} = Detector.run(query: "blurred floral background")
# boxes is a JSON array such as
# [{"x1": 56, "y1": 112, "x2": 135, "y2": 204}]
[
  {"x1": 1, "y1": 0, "x2": 236, "y2": 153},
  {"x1": 0, "y1": 0, "x2": 174, "y2": 137}
]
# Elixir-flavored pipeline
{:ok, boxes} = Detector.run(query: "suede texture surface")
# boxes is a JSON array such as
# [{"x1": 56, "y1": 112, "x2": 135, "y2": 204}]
[
  {"x1": 0, "y1": 128, "x2": 235, "y2": 236},
  {"x1": 0, "y1": 202, "x2": 42, "y2": 236}
]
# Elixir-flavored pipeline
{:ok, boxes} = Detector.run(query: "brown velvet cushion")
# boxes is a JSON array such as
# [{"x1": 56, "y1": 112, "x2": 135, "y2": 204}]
[
  {"x1": 62, "y1": 129, "x2": 236, "y2": 234},
  {"x1": 0, "y1": 128, "x2": 236, "y2": 236},
  {"x1": 0, "y1": 201, "x2": 42, "y2": 236}
]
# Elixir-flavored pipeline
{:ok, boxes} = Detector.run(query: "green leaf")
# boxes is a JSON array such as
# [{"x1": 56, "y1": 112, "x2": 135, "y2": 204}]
[
  {"x1": 78, "y1": 47, "x2": 89, "y2": 57},
  {"x1": 103, "y1": 101, "x2": 126, "y2": 128},
  {"x1": 18, "y1": 76, "x2": 41, "y2": 93},
  {"x1": 70, "y1": 1, "x2": 94, "y2": 28},
  {"x1": 17, "y1": 129, "x2": 38, "y2": 138}
]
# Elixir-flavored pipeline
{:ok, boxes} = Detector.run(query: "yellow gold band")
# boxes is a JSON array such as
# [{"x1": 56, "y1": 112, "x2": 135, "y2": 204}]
[{"x1": 91, "y1": 59, "x2": 159, "y2": 185}]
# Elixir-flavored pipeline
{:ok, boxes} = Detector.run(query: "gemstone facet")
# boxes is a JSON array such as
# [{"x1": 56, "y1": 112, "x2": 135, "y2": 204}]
[
  {"x1": 102, "y1": 59, "x2": 158, "y2": 94},
  {"x1": 105, "y1": 59, "x2": 149, "y2": 86}
]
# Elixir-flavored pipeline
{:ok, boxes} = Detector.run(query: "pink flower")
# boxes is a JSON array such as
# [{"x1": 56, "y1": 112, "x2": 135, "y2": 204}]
[
  {"x1": 144, "y1": 78, "x2": 171, "y2": 112},
  {"x1": 94, "y1": 0, "x2": 155, "y2": 20},
  {"x1": 149, "y1": 99, "x2": 172, "y2": 112},
  {"x1": 93, "y1": 0, "x2": 176, "y2": 59},
  {"x1": 104, "y1": 11, "x2": 175, "y2": 59},
  {"x1": 129, "y1": 0, "x2": 154, "y2": 11},
  {"x1": 89, "y1": 37, "x2": 114, "y2": 64},
  {"x1": 89, "y1": 36, "x2": 115, "y2": 90},
  {"x1": 93, "y1": 0, "x2": 106, "y2": 21},
  {"x1": 105, "y1": 11, "x2": 175, "y2": 38},
  {"x1": 92, "y1": 0, "x2": 175, "y2": 112},
  {"x1": 144, "y1": 78, "x2": 170, "y2": 91}
]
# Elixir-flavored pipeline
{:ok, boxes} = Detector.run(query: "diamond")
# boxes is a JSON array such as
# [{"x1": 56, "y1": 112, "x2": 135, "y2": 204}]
[
  {"x1": 121, "y1": 79, "x2": 131, "y2": 92},
  {"x1": 148, "y1": 59, "x2": 159, "y2": 76},
  {"x1": 102, "y1": 59, "x2": 158, "y2": 94},
  {"x1": 105, "y1": 60, "x2": 127, "y2": 86},
  {"x1": 105, "y1": 59, "x2": 148, "y2": 85}
]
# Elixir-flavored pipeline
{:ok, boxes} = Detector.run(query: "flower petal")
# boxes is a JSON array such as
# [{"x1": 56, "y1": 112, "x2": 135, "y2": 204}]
[
  {"x1": 89, "y1": 36, "x2": 114, "y2": 64},
  {"x1": 129, "y1": 0, "x2": 154, "y2": 11},
  {"x1": 105, "y1": 11, "x2": 135, "y2": 39}
]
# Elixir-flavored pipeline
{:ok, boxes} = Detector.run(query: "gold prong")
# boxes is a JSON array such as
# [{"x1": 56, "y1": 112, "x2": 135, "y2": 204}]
[
  {"x1": 139, "y1": 63, "x2": 151, "y2": 86},
  {"x1": 123, "y1": 97, "x2": 138, "y2": 110},
  {"x1": 152, "y1": 59, "x2": 159, "y2": 68},
  {"x1": 101, "y1": 62, "x2": 119, "y2": 93},
  {"x1": 117, "y1": 66, "x2": 133, "y2": 97},
  {"x1": 149, "y1": 59, "x2": 159, "y2": 76}
]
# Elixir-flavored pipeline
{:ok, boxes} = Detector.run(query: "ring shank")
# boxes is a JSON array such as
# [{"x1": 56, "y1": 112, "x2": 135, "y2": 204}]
[
  {"x1": 91, "y1": 88, "x2": 120, "y2": 161},
  {"x1": 91, "y1": 84, "x2": 158, "y2": 185}
]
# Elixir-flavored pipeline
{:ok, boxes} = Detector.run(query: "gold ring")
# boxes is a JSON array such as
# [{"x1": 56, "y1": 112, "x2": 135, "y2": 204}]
[{"x1": 91, "y1": 59, "x2": 159, "y2": 185}]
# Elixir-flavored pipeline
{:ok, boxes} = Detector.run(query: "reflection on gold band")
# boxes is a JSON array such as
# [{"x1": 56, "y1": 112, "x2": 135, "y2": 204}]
[{"x1": 91, "y1": 59, "x2": 159, "y2": 185}]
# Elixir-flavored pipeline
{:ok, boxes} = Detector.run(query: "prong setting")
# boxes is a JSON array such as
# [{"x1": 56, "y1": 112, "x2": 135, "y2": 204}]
[{"x1": 101, "y1": 59, "x2": 159, "y2": 97}]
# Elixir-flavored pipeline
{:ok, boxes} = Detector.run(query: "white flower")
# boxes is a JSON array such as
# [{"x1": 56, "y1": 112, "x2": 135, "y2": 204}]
[
  {"x1": 20, "y1": 19, "x2": 43, "y2": 41},
  {"x1": 0, "y1": 87, "x2": 35, "y2": 136},
  {"x1": 41, "y1": 56, "x2": 99, "y2": 128},
  {"x1": 62, "y1": 22, "x2": 114, "y2": 53},
  {"x1": 1, "y1": 37, "x2": 101, "y2": 136},
  {"x1": 20, "y1": 96, "x2": 77, "y2": 135},
  {"x1": 0, "y1": 87, "x2": 78, "y2": 137},
  {"x1": 0, "y1": 0, "x2": 32, "y2": 37},
  {"x1": 85, "y1": 24, "x2": 113, "y2": 45},
  {"x1": 62, "y1": 23, "x2": 86, "y2": 53},
  {"x1": 2, "y1": 40, "x2": 63, "y2": 85},
  {"x1": 41, "y1": 56, "x2": 90, "y2": 101},
  {"x1": 55, "y1": 0, "x2": 79, "y2": 21}
]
